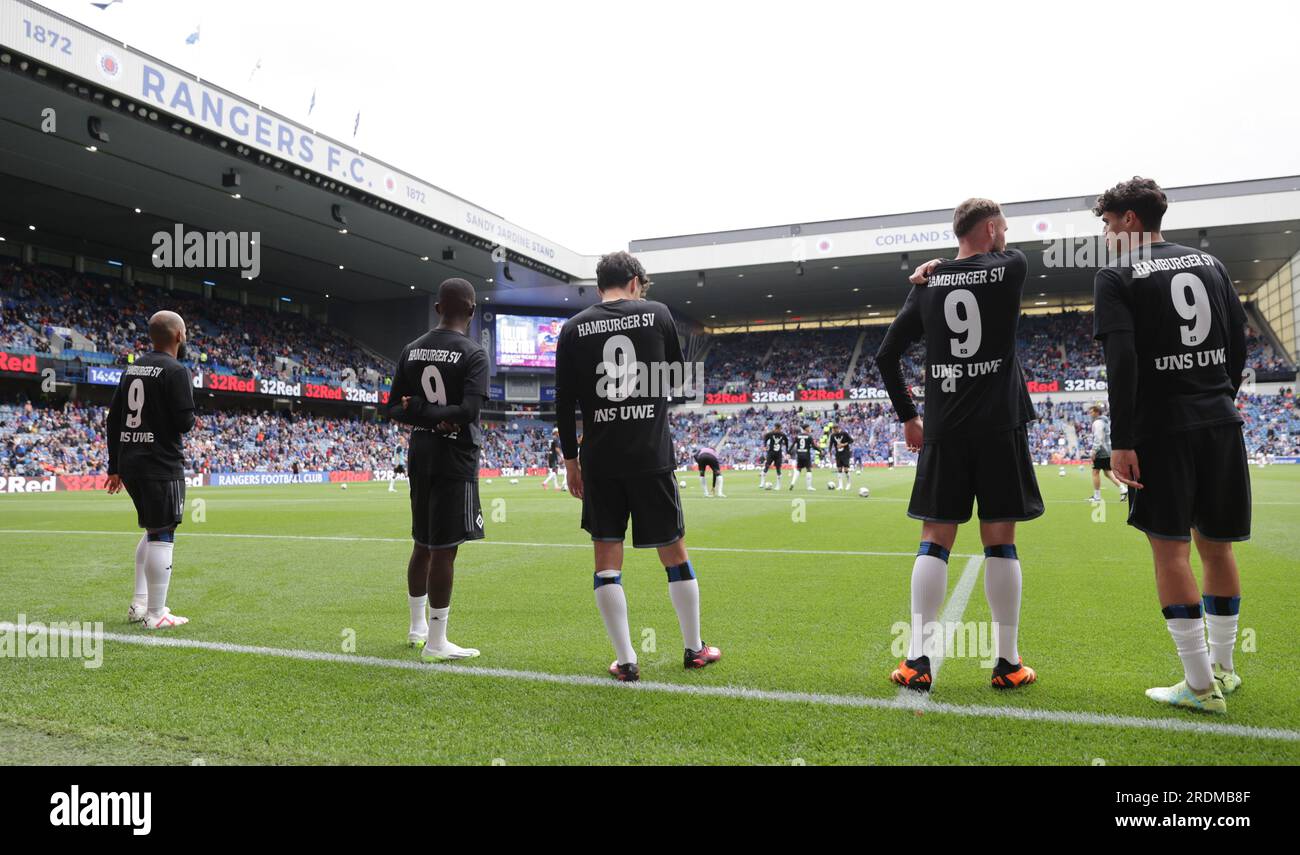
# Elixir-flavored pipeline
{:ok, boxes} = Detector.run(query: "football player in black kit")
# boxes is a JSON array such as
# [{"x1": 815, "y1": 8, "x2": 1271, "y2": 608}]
[
  {"x1": 789, "y1": 424, "x2": 818, "y2": 491},
  {"x1": 877, "y1": 198, "x2": 1042, "y2": 693},
  {"x1": 1093, "y1": 177, "x2": 1248, "y2": 714},
  {"x1": 542, "y1": 428, "x2": 565, "y2": 491},
  {"x1": 555, "y1": 251, "x2": 721, "y2": 681},
  {"x1": 105, "y1": 310, "x2": 196, "y2": 629},
  {"x1": 386, "y1": 278, "x2": 488, "y2": 662},
  {"x1": 759, "y1": 422, "x2": 787, "y2": 489},
  {"x1": 828, "y1": 422, "x2": 854, "y2": 491}
]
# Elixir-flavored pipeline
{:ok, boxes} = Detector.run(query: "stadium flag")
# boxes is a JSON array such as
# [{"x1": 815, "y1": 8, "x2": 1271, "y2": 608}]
[
  {"x1": 353, "y1": 111, "x2": 361, "y2": 138},
  {"x1": 90, "y1": 0, "x2": 122, "y2": 10},
  {"x1": 308, "y1": 88, "x2": 317, "y2": 116},
  {"x1": 185, "y1": 26, "x2": 201, "y2": 45},
  {"x1": 249, "y1": 57, "x2": 263, "y2": 83}
]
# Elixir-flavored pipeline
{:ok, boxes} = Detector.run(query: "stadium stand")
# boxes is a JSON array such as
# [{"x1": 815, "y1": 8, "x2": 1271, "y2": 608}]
[
  {"x1": 6, "y1": 389, "x2": 1293, "y2": 478},
  {"x1": 0, "y1": 261, "x2": 393, "y2": 390}
]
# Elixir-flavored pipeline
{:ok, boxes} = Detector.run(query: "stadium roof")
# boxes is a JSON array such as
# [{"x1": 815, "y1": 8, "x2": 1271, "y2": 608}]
[
  {"x1": 2, "y1": 0, "x2": 1298, "y2": 330},
  {"x1": 631, "y1": 176, "x2": 1300, "y2": 328}
]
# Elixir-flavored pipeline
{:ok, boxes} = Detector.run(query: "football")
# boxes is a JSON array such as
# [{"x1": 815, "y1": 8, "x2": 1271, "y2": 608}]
[
  {"x1": 827, "y1": 480, "x2": 837, "y2": 490},
  {"x1": 340, "y1": 483, "x2": 348, "y2": 490},
  {"x1": 859, "y1": 487, "x2": 870, "y2": 497}
]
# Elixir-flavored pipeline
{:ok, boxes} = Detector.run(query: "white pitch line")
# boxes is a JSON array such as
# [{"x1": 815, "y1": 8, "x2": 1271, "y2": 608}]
[
  {"x1": 0, "y1": 529, "x2": 973, "y2": 559},
  {"x1": 3, "y1": 622, "x2": 1296, "y2": 744},
  {"x1": 931, "y1": 554, "x2": 984, "y2": 681}
]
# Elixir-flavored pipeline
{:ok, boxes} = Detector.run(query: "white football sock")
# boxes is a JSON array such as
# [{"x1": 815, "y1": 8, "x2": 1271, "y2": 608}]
[
  {"x1": 144, "y1": 539, "x2": 175, "y2": 618},
  {"x1": 700, "y1": 475, "x2": 709, "y2": 496},
  {"x1": 1203, "y1": 597, "x2": 1240, "y2": 671},
  {"x1": 666, "y1": 563, "x2": 702, "y2": 651},
  {"x1": 594, "y1": 571, "x2": 636, "y2": 665},
  {"x1": 428, "y1": 605, "x2": 450, "y2": 649},
  {"x1": 983, "y1": 548, "x2": 1022, "y2": 663},
  {"x1": 805, "y1": 471, "x2": 813, "y2": 488},
  {"x1": 908, "y1": 549, "x2": 949, "y2": 660},
  {"x1": 408, "y1": 594, "x2": 428, "y2": 637},
  {"x1": 715, "y1": 475, "x2": 724, "y2": 494},
  {"x1": 1166, "y1": 615, "x2": 1214, "y2": 692},
  {"x1": 133, "y1": 534, "x2": 148, "y2": 607},
  {"x1": 1205, "y1": 613, "x2": 1238, "y2": 671}
]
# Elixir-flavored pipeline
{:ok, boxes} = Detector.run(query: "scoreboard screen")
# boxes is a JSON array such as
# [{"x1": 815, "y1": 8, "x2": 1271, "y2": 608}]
[{"x1": 495, "y1": 314, "x2": 565, "y2": 369}]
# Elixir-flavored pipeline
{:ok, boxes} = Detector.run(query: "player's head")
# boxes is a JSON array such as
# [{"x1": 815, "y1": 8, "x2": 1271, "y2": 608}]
[
  {"x1": 435, "y1": 278, "x2": 476, "y2": 326},
  {"x1": 1093, "y1": 177, "x2": 1167, "y2": 245},
  {"x1": 552, "y1": 427, "x2": 559, "y2": 436},
  {"x1": 953, "y1": 198, "x2": 1007, "y2": 252},
  {"x1": 1089, "y1": 403, "x2": 1103, "y2": 417},
  {"x1": 148, "y1": 310, "x2": 187, "y2": 359},
  {"x1": 596, "y1": 251, "x2": 652, "y2": 299}
]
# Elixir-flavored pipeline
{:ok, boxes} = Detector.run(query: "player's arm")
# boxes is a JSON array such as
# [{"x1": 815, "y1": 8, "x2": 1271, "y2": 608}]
[
  {"x1": 169, "y1": 364, "x2": 197, "y2": 434},
  {"x1": 659, "y1": 303, "x2": 689, "y2": 398},
  {"x1": 383, "y1": 349, "x2": 418, "y2": 424},
  {"x1": 554, "y1": 327, "x2": 582, "y2": 497},
  {"x1": 1093, "y1": 268, "x2": 1141, "y2": 488},
  {"x1": 411, "y1": 350, "x2": 489, "y2": 426},
  {"x1": 105, "y1": 380, "x2": 124, "y2": 492},
  {"x1": 1221, "y1": 263, "x2": 1248, "y2": 396},
  {"x1": 875, "y1": 287, "x2": 923, "y2": 424}
]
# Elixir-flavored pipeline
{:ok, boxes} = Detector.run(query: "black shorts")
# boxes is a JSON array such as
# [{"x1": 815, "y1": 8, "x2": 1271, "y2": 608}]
[
  {"x1": 696, "y1": 454, "x2": 720, "y2": 475},
  {"x1": 123, "y1": 477, "x2": 185, "y2": 531},
  {"x1": 547, "y1": 456, "x2": 559, "y2": 470},
  {"x1": 410, "y1": 474, "x2": 484, "y2": 549},
  {"x1": 1128, "y1": 423, "x2": 1251, "y2": 542},
  {"x1": 835, "y1": 451, "x2": 852, "y2": 469},
  {"x1": 1093, "y1": 455, "x2": 1111, "y2": 471},
  {"x1": 763, "y1": 451, "x2": 782, "y2": 470},
  {"x1": 581, "y1": 471, "x2": 684, "y2": 548},
  {"x1": 908, "y1": 426, "x2": 1043, "y2": 524},
  {"x1": 394, "y1": 464, "x2": 406, "y2": 475},
  {"x1": 796, "y1": 452, "x2": 813, "y2": 471}
]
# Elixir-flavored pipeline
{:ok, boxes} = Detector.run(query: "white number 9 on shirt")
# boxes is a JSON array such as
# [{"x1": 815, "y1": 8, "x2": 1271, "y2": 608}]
[
  {"x1": 1170, "y1": 271, "x2": 1211, "y2": 347},
  {"x1": 420, "y1": 364, "x2": 447, "y2": 405},
  {"x1": 125, "y1": 378, "x2": 145, "y2": 429},
  {"x1": 944, "y1": 289, "x2": 982, "y2": 358}
]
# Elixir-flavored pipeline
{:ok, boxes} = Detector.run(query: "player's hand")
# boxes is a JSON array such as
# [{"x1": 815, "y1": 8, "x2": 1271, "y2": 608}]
[
  {"x1": 903, "y1": 416, "x2": 923, "y2": 452},
  {"x1": 565, "y1": 458, "x2": 583, "y2": 499},
  {"x1": 401, "y1": 396, "x2": 413, "y2": 410},
  {"x1": 1111, "y1": 448, "x2": 1143, "y2": 489},
  {"x1": 908, "y1": 258, "x2": 945, "y2": 285},
  {"x1": 436, "y1": 420, "x2": 456, "y2": 433},
  {"x1": 105, "y1": 474, "x2": 123, "y2": 494}
]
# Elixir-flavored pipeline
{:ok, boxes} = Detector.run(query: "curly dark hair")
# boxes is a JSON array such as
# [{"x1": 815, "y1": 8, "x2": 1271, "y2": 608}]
[
  {"x1": 595, "y1": 251, "x2": 647, "y2": 291},
  {"x1": 1092, "y1": 177, "x2": 1167, "y2": 231}
]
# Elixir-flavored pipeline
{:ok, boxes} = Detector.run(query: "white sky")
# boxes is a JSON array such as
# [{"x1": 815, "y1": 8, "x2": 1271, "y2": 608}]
[{"x1": 40, "y1": 0, "x2": 1300, "y2": 256}]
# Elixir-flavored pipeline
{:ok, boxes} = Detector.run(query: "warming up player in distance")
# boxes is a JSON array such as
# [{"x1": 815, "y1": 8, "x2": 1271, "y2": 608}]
[
  {"x1": 695, "y1": 445, "x2": 725, "y2": 497},
  {"x1": 1093, "y1": 177, "x2": 1249, "y2": 714},
  {"x1": 386, "y1": 278, "x2": 488, "y2": 662},
  {"x1": 388, "y1": 442, "x2": 407, "y2": 493},
  {"x1": 105, "y1": 310, "x2": 196, "y2": 629},
  {"x1": 789, "y1": 424, "x2": 818, "y2": 491},
  {"x1": 542, "y1": 428, "x2": 565, "y2": 491},
  {"x1": 877, "y1": 198, "x2": 1043, "y2": 692},
  {"x1": 759, "y1": 422, "x2": 788, "y2": 489},
  {"x1": 1087, "y1": 404, "x2": 1127, "y2": 504},
  {"x1": 555, "y1": 251, "x2": 721, "y2": 681},
  {"x1": 828, "y1": 422, "x2": 854, "y2": 491}
]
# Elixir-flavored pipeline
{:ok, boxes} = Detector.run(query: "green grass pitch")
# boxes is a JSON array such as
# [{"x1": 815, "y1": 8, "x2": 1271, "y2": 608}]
[{"x1": 1, "y1": 464, "x2": 1297, "y2": 765}]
